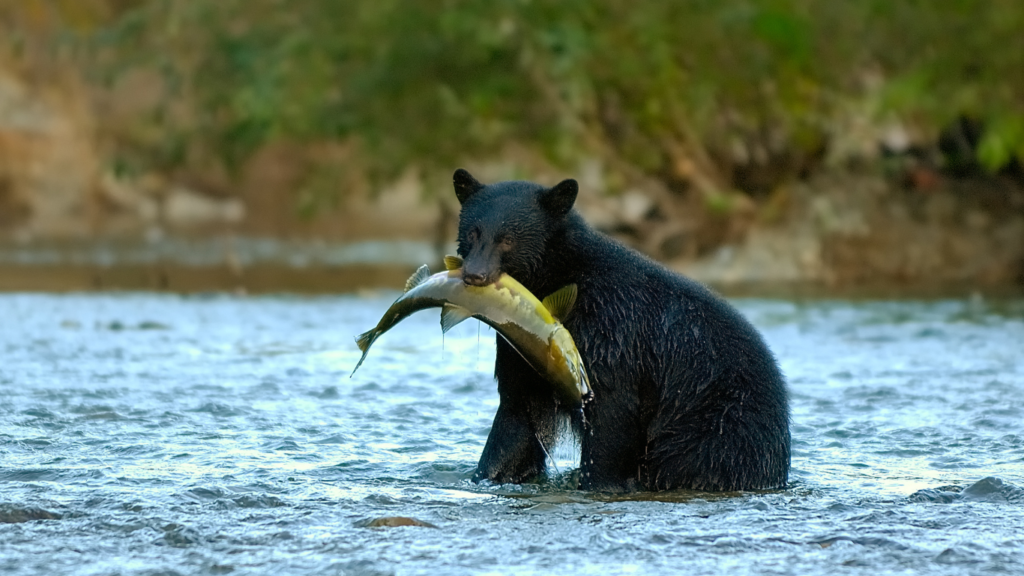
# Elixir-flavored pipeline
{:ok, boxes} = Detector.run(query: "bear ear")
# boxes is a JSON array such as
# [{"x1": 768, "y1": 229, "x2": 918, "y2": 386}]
[
  {"x1": 539, "y1": 178, "x2": 578, "y2": 217},
  {"x1": 453, "y1": 168, "x2": 484, "y2": 205}
]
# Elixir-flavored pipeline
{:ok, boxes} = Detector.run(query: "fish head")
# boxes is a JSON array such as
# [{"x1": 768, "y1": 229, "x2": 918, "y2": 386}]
[
  {"x1": 452, "y1": 169, "x2": 579, "y2": 289},
  {"x1": 548, "y1": 326, "x2": 591, "y2": 405}
]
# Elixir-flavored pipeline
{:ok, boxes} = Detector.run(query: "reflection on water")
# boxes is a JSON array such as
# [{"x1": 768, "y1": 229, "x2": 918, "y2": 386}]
[{"x1": 1, "y1": 294, "x2": 1022, "y2": 575}]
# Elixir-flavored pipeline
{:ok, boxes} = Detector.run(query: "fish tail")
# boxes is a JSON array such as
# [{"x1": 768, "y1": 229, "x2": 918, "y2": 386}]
[
  {"x1": 350, "y1": 329, "x2": 379, "y2": 377},
  {"x1": 355, "y1": 327, "x2": 377, "y2": 353}
]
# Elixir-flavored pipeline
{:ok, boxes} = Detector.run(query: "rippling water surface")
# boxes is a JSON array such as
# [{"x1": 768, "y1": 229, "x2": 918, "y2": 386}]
[{"x1": 2, "y1": 293, "x2": 1023, "y2": 575}]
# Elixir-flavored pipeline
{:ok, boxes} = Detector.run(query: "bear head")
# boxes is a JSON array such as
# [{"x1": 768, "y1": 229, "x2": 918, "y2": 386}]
[{"x1": 453, "y1": 168, "x2": 578, "y2": 289}]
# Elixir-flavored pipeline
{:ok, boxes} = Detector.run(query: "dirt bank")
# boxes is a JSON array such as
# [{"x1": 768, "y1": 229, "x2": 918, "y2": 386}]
[{"x1": 1, "y1": 63, "x2": 1022, "y2": 293}]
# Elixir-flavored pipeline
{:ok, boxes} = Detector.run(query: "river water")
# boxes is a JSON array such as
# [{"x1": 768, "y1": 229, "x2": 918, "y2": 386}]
[{"x1": 1, "y1": 293, "x2": 1022, "y2": 575}]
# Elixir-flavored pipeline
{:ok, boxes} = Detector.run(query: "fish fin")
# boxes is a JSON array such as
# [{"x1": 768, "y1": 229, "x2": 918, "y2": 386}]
[
  {"x1": 404, "y1": 264, "x2": 431, "y2": 292},
  {"x1": 350, "y1": 328, "x2": 379, "y2": 377},
  {"x1": 440, "y1": 304, "x2": 473, "y2": 333},
  {"x1": 443, "y1": 254, "x2": 464, "y2": 271},
  {"x1": 542, "y1": 284, "x2": 577, "y2": 321}
]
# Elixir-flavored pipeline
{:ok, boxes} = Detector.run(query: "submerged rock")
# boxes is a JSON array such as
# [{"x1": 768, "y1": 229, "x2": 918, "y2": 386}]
[
  {"x1": 0, "y1": 504, "x2": 61, "y2": 523},
  {"x1": 909, "y1": 477, "x2": 1023, "y2": 504},
  {"x1": 961, "y1": 477, "x2": 1023, "y2": 503},
  {"x1": 908, "y1": 488, "x2": 961, "y2": 503},
  {"x1": 356, "y1": 516, "x2": 438, "y2": 529}
]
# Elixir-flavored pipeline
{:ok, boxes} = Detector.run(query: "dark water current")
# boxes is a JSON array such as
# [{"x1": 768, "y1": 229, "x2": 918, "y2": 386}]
[{"x1": 2, "y1": 293, "x2": 1023, "y2": 575}]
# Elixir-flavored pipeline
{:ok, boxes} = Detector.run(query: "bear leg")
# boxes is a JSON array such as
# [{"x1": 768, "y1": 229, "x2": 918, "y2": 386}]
[
  {"x1": 474, "y1": 338, "x2": 562, "y2": 484},
  {"x1": 579, "y1": 404, "x2": 645, "y2": 492},
  {"x1": 642, "y1": 389, "x2": 790, "y2": 491},
  {"x1": 473, "y1": 402, "x2": 549, "y2": 484}
]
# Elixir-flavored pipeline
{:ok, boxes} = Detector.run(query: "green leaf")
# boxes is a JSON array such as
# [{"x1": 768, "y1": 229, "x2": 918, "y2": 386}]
[{"x1": 977, "y1": 115, "x2": 1024, "y2": 173}]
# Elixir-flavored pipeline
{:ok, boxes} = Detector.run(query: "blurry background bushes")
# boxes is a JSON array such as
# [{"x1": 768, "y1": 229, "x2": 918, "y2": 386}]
[{"x1": 1, "y1": 0, "x2": 1023, "y2": 234}]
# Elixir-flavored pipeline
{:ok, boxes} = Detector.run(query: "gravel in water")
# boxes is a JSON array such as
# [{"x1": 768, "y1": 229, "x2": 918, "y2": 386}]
[{"x1": 1, "y1": 293, "x2": 1023, "y2": 575}]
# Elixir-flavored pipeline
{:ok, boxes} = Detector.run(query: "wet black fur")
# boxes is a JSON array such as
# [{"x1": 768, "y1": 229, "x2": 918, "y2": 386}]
[{"x1": 454, "y1": 169, "x2": 790, "y2": 492}]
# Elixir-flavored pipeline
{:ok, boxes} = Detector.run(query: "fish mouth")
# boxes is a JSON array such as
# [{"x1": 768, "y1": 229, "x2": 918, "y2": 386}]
[
  {"x1": 575, "y1": 363, "x2": 592, "y2": 400},
  {"x1": 559, "y1": 355, "x2": 591, "y2": 404}
]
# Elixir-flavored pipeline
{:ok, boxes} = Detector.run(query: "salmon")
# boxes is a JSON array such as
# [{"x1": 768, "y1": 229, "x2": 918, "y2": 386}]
[{"x1": 351, "y1": 255, "x2": 591, "y2": 404}]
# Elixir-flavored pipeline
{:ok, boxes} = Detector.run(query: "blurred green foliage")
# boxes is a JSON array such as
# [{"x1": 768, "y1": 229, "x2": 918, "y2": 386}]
[{"x1": 7, "y1": 0, "x2": 1024, "y2": 194}]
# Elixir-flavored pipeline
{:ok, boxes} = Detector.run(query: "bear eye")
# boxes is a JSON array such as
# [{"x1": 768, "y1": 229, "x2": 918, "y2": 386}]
[
  {"x1": 498, "y1": 236, "x2": 514, "y2": 250},
  {"x1": 467, "y1": 229, "x2": 480, "y2": 243}
]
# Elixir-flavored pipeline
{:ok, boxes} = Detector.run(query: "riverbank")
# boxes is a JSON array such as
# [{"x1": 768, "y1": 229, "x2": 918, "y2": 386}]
[
  {"x1": 3, "y1": 61, "x2": 1024, "y2": 296},
  {"x1": 2, "y1": 236, "x2": 1021, "y2": 299}
]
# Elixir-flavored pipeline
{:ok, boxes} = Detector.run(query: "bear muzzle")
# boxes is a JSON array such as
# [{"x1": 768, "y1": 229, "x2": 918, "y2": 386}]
[{"x1": 462, "y1": 271, "x2": 492, "y2": 287}]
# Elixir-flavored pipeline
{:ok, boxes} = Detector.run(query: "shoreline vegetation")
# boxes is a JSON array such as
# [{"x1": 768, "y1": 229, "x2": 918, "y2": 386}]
[{"x1": 1, "y1": 1, "x2": 1022, "y2": 292}]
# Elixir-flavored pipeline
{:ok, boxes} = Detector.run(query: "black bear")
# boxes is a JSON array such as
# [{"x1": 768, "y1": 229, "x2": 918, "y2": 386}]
[{"x1": 453, "y1": 169, "x2": 790, "y2": 492}]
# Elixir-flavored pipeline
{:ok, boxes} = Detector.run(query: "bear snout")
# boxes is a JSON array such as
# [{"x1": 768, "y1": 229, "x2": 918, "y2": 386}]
[{"x1": 462, "y1": 271, "x2": 491, "y2": 287}]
